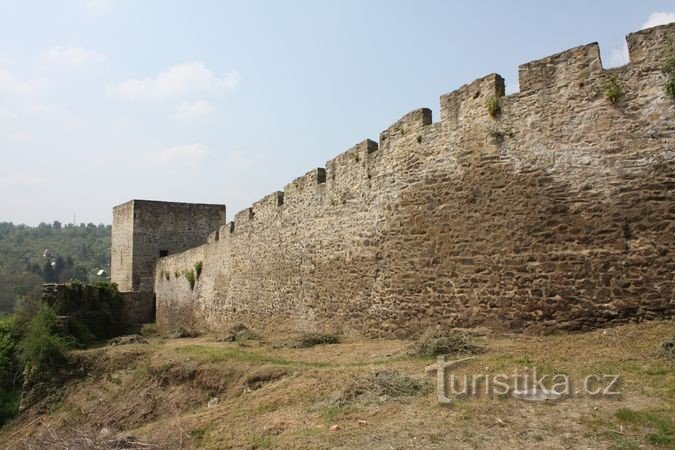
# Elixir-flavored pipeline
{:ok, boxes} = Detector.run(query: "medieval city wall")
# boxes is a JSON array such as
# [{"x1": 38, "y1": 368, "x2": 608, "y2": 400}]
[{"x1": 154, "y1": 24, "x2": 675, "y2": 337}]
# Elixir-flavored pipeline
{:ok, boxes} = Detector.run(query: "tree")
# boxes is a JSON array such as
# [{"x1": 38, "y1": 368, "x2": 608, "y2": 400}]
[{"x1": 42, "y1": 261, "x2": 56, "y2": 283}]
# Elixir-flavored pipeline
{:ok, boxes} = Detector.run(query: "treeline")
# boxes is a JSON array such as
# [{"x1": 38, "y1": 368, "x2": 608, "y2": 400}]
[{"x1": 0, "y1": 221, "x2": 111, "y2": 313}]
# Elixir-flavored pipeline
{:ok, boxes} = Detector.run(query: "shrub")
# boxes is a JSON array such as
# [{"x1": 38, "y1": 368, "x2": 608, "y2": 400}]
[
  {"x1": 18, "y1": 305, "x2": 67, "y2": 381},
  {"x1": 195, "y1": 261, "x2": 203, "y2": 279},
  {"x1": 293, "y1": 333, "x2": 340, "y2": 348},
  {"x1": 664, "y1": 55, "x2": 675, "y2": 74},
  {"x1": 486, "y1": 95, "x2": 500, "y2": 117},
  {"x1": 216, "y1": 324, "x2": 259, "y2": 343},
  {"x1": 603, "y1": 74, "x2": 624, "y2": 104},
  {"x1": 0, "y1": 316, "x2": 21, "y2": 426},
  {"x1": 663, "y1": 53, "x2": 675, "y2": 98},
  {"x1": 666, "y1": 77, "x2": 675, "y2": 99},
  {"x1": 408, "y1": 330, "x2": 484, "y2": 357},
  {"x1": 140, "y1": 323, "x2": 159, "y2": 337},
  {"x1": 185, "y1": 270, "x2": 196, "y2": 290},
  {"x1": 659, "y1": 335, "x2": 674, "y2": 363}
]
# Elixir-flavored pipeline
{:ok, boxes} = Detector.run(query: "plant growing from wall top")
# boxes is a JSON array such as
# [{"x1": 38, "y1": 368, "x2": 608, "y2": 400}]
[
  {"x1": 664, "y1": 54, "x2": 675, "y2": 99},
  {"x1": 485, "y1": 95, "x2": 500, "y2": 117},
  {"x1": 185, "y1": 269, "x2": 196, "y2": 290},
  {"x1": 195, "y1": 261, "x2": 203, "y2": 279},
  {"x1": 603, "y1": 74, "x2": 624, "y2": 104}
]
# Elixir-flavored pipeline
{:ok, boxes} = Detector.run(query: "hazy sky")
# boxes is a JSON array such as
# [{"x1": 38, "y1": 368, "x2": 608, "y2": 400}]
[{"x1": 1, "y1": 1, "x2": 673, "y2": 225}]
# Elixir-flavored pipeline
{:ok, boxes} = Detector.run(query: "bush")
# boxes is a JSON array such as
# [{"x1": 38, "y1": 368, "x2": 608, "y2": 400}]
[
  {"x1": 140, "y1": 323, "x2": 159, "y2": 337},
  {"x1": 0, "y1": 388, "x2": 19, "y2": 427},
  {"x1": 292, "y1": 333, "x2": 340, "y2": 348},
  {"x1": 64, "y1": 318, "x2": 94, "y2": 348},
  {"x1": 195, "y1": 261, "x2": 203, "y2": 279},
  {"x1": 216, "y1": 324, "x2": 259, "y2": 343},
  {"x1": 659, "y1": 335, "x2": 674, "y2": 363},
  {"x1": 0, "y1": 316, "x2": 21, "y2": 426},
  {"x1": 486, "y1": 95, "x2": 500, "y2": 117},
  {"x1": 18, "y1": 305, "x2": 67, "y2": 381},
  {"x1": 603, "y1": 74, "x2": 624, "y2": 104},
  {"x1": 666, "y1": 77, "x2": 675, "y2": 99}
]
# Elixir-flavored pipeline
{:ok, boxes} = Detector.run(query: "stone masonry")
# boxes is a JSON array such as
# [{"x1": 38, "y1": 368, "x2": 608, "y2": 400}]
[
  {"x1": 113, "y1": 24, "x2": 674, "y2": 337},
  {"x1": 111, "y1": 200, "x2": 226, "y2": 292}
]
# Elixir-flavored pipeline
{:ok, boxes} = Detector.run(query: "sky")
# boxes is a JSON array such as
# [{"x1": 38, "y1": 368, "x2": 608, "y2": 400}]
[{"x1": 0, "y1": 0, "x2": 674, "y2": 225}]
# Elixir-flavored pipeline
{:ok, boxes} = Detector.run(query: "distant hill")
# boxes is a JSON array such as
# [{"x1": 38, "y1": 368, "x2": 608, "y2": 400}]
[{"x1": 0, "y1": 222, "x2": 111, "y2": 313}]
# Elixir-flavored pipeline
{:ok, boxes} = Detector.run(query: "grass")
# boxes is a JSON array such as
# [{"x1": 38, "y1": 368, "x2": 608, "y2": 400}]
[
  {"x1": 408, "y1": 331, "x2": 484, "y2": 357},
  {"x1": 3, "y1": 321, "x2": 674, "y2": 449},
  {"x1": 277, "y1": 332, "x2": 341, "y2": 349},
  {"x1": 248, "y1": 433, "x2": 272, "y2": 449},
  {"x1": 174, "y1": 344, "x2": 330, "y2": 368},
  {"x1": 185, "y1": 270, "x2": 196, "y2": 290},
  {"x1": 332, "y1": 368, "x2": 431, "y2": 406},
  {"x1": 614, "y1": 407, "x2": 674, "y2": 446}
]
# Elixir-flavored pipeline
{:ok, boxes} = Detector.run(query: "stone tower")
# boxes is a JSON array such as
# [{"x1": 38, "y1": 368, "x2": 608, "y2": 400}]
[{"x1": 111, "y1": 200, "x2": 227, "y2": 292}]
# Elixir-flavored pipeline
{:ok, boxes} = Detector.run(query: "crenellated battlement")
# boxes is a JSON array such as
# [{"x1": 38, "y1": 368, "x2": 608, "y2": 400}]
[
  {"x1": 227, "y1": 23, "x2": 674, "y2": 226},
  {"x1": 440, "y1": 73, "x2": 505, "y2": 122},
  {"x1": 116, "y1": 23, "x2": 675, "y2": 337},
  {"x1": 518, "y1": 43, "x2": 602, "y2": 94}
]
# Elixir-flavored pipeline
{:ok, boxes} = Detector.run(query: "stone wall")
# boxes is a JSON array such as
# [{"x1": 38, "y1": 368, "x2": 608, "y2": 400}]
[
  {"x1": 111, "y1": 201, "x2": 134, "y2": 292},
  {"x1": 154, "y1": 24, "x2": 674, "y2": 336},
  {"x1": 42, "y1": 283, "x2": 153, "y2": 337},
  {"x1": 111, "y1": 200, "x2": 227, "y2": 292}
]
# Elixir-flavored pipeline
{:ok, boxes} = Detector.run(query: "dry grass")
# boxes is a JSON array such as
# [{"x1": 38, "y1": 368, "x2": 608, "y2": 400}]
[
  {"x1": 407, "y1": 330, "x2": 485, "y2": 357},
  {"x1": 1, "y1": 320, "x2": 673, "y2": 449},
  {"x1": 331, "y1": 367, "x2": 432, "y2": 407}
]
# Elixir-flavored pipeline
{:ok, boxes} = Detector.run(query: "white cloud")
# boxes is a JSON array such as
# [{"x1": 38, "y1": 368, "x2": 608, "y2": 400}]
[
  {"x1": 641, "y1": 12, "x2": 675, "y2": 30},
  {"x1": 222, "y1": 150, "x2": 260, "y2": 176},
  {"x1": 0, "y1": 107, "x2": 17, "y2": 122},
  {"x1": 0, "y1": 68, "x2": 45, "y2": 94},
  {"x1": 0, "y1": 173, "x2": 46, "y2": 185},
  {"x1": 84, "y1": 0, "x2": 112, "y2": 12},
  {"x1": 174, "y1": 99, "x2": 216, "y2": 120},
  {"x1": 109, "y1": 62, "x2": 239, "y2": 100},
  {"x1": 149, "y1": 143, "x2": 210, "y2": 163},
  {"x1": 40, "y1": 46, "x2": 106, "y2": 66}
]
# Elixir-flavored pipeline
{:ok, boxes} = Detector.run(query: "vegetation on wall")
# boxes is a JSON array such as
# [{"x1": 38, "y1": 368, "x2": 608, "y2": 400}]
[
  {"x1": 0, "y1": 222, "x2": 111, "y2": 314},
  {"x1": 186, "y1": 270, "x2": 196, "y2": 290},
  {"x1": 664, "y1": 54, "x2": 675, "y2": 99},
  {"x1": 603, "y1": 73, "x2": 624, "y2": 104},
  {"x1": 485, "y1": 95, "x2": 500, "y2": 117}
]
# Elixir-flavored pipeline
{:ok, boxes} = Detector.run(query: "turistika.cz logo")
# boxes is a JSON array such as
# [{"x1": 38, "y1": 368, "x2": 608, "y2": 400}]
[{"x1": 425, "y1": 356, "x2": 621, "y2": 404}]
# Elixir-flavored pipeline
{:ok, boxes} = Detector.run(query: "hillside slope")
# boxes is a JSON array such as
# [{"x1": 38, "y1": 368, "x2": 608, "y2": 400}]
[{"x1": 1, "y1": 321, "x2": 672, "y2": 449}]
